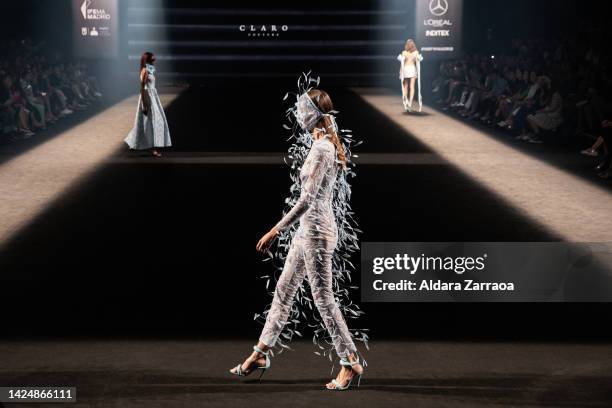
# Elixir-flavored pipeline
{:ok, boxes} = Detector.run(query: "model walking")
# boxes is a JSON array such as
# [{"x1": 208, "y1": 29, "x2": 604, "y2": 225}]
[
  {"x1": 229, "y1": 78, "x2": 367, "y2": 391},
  {"x1": 124, "y1": 52, "x2": 171, "y2": 157},
  {"x1": 397, "y1": 39, "x2": 423, "y2": 112}
]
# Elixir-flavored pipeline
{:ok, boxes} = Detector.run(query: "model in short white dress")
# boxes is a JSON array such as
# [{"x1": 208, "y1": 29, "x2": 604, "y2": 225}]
[
  {"x1": 397, "y1": 50, "x2": 423, "y2": 112},
  {"x1": 398, "y1": 51, "x2": 419, "y2": 79},
  {"x1": 124, "y1": 64, "x2": 172, "y2": 150}
]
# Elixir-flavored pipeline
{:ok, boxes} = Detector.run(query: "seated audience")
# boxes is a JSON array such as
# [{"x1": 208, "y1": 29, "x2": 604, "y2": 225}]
[
  {"x1": 0, "y1": 38, "x2": 102, "y2": 144},
  {"x1": 432, "y1": 29, "x2": 611, "y2": 179}
]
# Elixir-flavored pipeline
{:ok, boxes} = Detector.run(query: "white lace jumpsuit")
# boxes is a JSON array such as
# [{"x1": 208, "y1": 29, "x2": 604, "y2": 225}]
[{"x1": 259, "y1": 137, "x2": 358, "y2": 358}]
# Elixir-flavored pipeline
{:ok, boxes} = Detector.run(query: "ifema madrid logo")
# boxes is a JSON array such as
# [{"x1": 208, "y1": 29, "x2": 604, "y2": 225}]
[{"x1": 80, "y1": 0, "x2": 111, "y2": 20}]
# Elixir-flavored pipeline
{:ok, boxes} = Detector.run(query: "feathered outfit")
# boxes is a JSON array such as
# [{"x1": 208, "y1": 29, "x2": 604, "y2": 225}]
[{"x1": 255, "y1": 73, "x2": 368, "y2": 361}]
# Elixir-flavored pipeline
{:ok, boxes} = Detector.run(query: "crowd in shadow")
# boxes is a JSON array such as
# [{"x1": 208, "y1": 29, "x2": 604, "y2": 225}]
[
  {"x1": 433, "y1": 29, "x2": 612, "y2": 179},
  {"x1": 1, "y1": 38, "x2": 102, "y2": 144}
]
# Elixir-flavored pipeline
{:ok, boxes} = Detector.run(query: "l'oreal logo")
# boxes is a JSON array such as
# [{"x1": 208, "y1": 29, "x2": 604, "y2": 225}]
[{"x1": 424, "y1": 19, "x2": 453, "y2": 28}]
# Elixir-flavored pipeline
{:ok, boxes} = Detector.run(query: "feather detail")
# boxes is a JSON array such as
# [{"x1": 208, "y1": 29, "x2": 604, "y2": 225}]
[{"x1": 254, "y1": 72, "x2": 367, "y2": 363}]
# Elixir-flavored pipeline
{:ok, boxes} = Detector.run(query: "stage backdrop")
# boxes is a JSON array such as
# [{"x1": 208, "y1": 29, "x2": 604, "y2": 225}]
[
  {"x1": 415, "y1": 0, "x2": 463, "y2": 58},
  {"x1": 72, "y1": 0, "x2": 119, "y2": 59}
]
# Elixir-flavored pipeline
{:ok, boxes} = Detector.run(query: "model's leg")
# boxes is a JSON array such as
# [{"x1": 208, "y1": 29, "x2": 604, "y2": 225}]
[
  {"x1": 303, "y1": 237, "x2": 361, "y2": 389},
  {"x1": 402, "y1": 79, "x2": 408, "y2": 103},
  {"x1": 304, "y1": 241, "x2": 356, "y2": 358},
  {"x1": 409, "y1": 77, "x2": 416, "y2": 107},
  {"x1": 259, "y1": 242, "x2": 307, "y2": 348},
  {"x1": 230, "y1": 242, "x2": 306, "y2": 375}
]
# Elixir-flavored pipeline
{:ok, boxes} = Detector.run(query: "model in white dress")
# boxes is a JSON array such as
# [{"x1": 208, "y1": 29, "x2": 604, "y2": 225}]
[
  {"x1": 124, "y1": 54, "x2": 171, "y2": 157},
  {"x1": 397, "y1": 40, "x2": 423, "y2": 112}
]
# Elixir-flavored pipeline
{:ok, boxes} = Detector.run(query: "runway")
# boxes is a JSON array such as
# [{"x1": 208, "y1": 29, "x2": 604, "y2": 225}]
[
  {"x1": 353, "y1": 88, "x2": 612, "y2": 242},
  {"x1": 0, "y1": 89, "x2": 181, "y2": 247},
  {"x1": 1, "y1": 340, "x2": 610, "y2": 407}
]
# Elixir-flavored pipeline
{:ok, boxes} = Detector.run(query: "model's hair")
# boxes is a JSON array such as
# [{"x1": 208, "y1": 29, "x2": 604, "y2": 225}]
[
  {"x1": 307, "y1": 89, "x2": 347, "y2": 168},
  {"x1": 405, "y1": 39, "x2": 417, "y2": 53},
  {"x1": 140, "y1": 52, "x2": 154, "y2": 70}
]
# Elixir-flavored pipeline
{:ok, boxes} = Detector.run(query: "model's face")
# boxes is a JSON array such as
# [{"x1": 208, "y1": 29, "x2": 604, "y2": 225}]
[{"x1": 295, "y1": 93, "x2": 321, "y2": 133}]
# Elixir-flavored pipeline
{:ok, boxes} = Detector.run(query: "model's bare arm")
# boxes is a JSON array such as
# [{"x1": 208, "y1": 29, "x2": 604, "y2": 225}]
[{"x1": 140, "y1": 68, "x2": 151, "y2": 115}]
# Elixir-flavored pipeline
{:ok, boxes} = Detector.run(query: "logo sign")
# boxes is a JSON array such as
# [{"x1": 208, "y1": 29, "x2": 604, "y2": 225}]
[
  {"x1": 239, "y1": 24, "x2": 289, "y2": 38},
  {"x1": 426, "y1": 30, "x2": 450, "y2": 37},
  {"x1": 429, "y1": 0, "x2": 449, "y2": 16},
  {"x1": 81, "y1": 0, "x2": 111, "y2": 20},
  {"x1": 72, "y1": 0, "x2": 118, "y2": 58},
  {"x1": 416, "y1": 0, "x2": 463, "y2": 57},
  {"x1": 424, "y1": 19, "x2": 453, "y2": 28},
  {"x1": 80, "y1": 0, "x2": 89, "y2": 19}
]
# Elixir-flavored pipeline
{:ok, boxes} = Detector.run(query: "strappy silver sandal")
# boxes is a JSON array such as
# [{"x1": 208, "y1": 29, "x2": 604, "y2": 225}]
[
  {"x1": 327, "y1": 357, "x2": 365, "y2": 391},
  {"x1": 230, "y1": 345, "x2": 271, "y2": 380}
]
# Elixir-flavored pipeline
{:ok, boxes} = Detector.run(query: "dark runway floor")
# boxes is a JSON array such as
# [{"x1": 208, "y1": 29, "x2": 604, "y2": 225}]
[{"x1": 1, "y1": 340, "x2": 611, "y2": 407}]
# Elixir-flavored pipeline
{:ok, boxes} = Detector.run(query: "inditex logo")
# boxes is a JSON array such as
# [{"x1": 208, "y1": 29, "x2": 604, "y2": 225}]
[
  {"x1": 429, "y1": 0, "x2": 449, "y2": 17},
  {"x1": 426, "y1": 30, "x2": 450, "y2": 37}
]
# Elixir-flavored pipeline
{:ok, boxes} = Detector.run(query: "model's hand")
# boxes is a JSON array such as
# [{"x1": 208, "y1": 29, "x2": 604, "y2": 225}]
[{"x1": 256, "y1": 228, "x2": 279, "y2": 253}]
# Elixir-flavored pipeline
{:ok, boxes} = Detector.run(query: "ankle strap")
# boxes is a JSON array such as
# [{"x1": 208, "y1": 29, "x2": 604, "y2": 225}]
[
  {"x1": 340, "y1": 357, "x2": 359, "y2": 367},
  {"x1": 253, "y1": 345, "x2": 269, "y2": 356}
]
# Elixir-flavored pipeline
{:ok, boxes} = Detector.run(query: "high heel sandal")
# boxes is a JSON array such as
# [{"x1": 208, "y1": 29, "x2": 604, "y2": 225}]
[
  {"x1": 230, "y1": 345, "x2": 271, "y2": 380},
  {"x1": 328, "y1": 357, "x2": 365, "y2": 391}
]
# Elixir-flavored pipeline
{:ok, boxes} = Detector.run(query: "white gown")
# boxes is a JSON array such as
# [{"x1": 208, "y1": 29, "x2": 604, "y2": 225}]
[{"x1": 124, "y1": 64, "x2": 172, "y2": 150}]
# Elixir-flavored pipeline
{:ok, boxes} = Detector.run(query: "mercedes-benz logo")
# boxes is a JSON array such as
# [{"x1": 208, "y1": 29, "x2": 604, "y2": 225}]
[{"x1": 429, "y1": 0, "x2": 449, "y2": 16}]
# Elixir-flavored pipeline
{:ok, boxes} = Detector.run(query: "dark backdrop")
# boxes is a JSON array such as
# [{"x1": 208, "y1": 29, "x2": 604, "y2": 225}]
[{"x1": 2, "y1": 0, "x2": 610, "y2": 85}]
